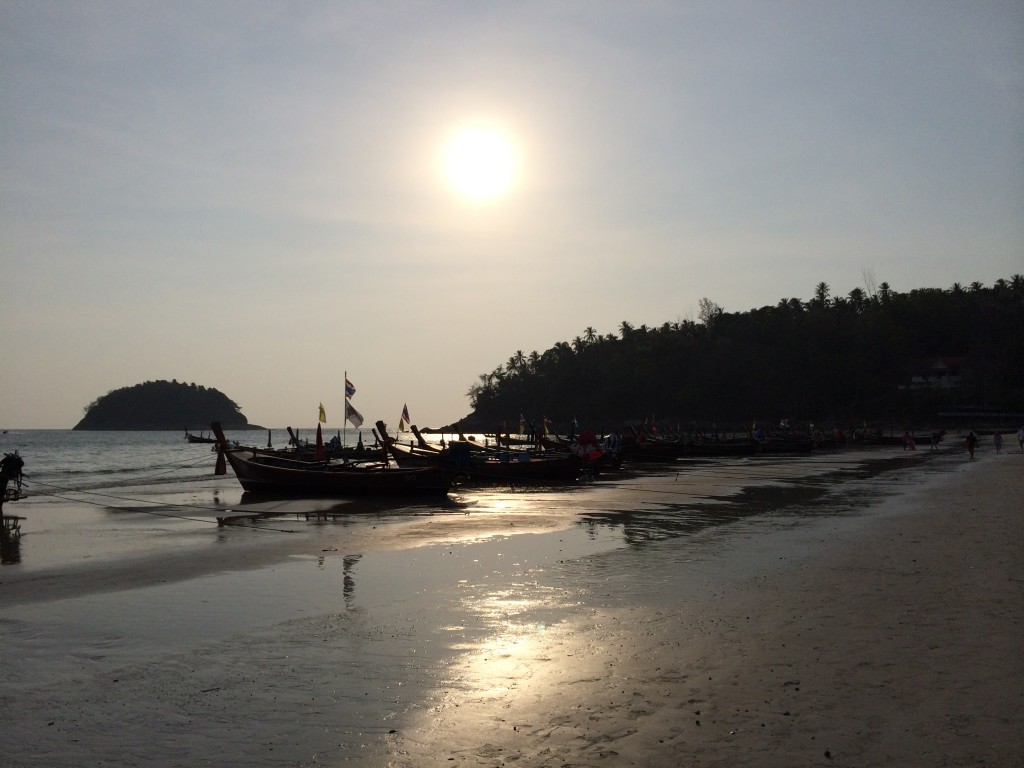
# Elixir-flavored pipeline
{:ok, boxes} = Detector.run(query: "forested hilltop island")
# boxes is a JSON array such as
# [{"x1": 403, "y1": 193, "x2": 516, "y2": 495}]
[
  {"x1": 74, "y1": 380, "x2": 260, "y2": 431},
  {"x1": 459, "y1": 277, "x2": 1024, "y2": 432}
]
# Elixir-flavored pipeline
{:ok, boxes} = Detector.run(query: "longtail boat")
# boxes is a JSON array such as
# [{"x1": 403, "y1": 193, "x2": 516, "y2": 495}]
[
  {"x1": 211, "y1": 422, "x2": 454, "y2": 497},
  {"x1": 377, "y1": 421, "x2": 592, "y2": 484}
]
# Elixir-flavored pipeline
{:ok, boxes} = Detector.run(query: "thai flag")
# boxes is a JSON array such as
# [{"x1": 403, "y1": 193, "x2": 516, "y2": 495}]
[{"x1": 345, "y1": 378, "x2": 356, "y2": 399}]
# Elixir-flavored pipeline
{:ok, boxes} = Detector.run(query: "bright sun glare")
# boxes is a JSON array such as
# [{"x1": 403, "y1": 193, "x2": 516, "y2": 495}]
[{"x1": 443, "y1": 127, "x2": 516, "y2": 200}]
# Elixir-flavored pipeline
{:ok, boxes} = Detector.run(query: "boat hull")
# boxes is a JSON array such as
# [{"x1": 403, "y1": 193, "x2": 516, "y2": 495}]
[{"x1": 223, "y1": 449, "x2": 453, "y2": 497}]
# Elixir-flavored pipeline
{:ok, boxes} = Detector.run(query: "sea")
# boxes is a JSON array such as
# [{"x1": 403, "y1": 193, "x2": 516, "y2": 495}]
[{"x1": 0, "y1": 426, "x2": 380, "y2": 491}]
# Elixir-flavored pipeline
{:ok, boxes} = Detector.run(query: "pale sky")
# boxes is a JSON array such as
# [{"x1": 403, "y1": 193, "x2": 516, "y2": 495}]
[{"x1": 2, "y1": 1, "x2": 1022, "y2": 430}]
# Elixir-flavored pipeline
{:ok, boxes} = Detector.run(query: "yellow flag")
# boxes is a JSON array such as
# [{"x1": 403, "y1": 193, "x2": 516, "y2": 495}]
[{"x1": 319, "y1": 403, "x2": 326, "y2": 423}]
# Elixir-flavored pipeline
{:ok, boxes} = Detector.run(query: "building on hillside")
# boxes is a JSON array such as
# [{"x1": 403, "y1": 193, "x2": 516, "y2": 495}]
[{"x1": 901, "y1": 358, "x2": 963, "y2": 391}]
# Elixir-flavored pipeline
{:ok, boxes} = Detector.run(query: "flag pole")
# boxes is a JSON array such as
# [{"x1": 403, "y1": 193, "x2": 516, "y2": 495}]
[{"x1": 344, "y1": 370, "x2": 347, "y2": 449}]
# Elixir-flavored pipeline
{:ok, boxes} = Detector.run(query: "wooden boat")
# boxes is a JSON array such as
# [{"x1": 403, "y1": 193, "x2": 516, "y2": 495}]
[
  {"x1": 408, "y1": 441, "x2": 588, "y2": 484},
  {"x1": 185, "y1": 430, "x2": 218, "y2": 444},
  {"x1": 615, "y1": 424, "x2": 687, "y2": 461},
  {"x1": 857, "y1": 429, "x2": 940, "y2": 447},
  {"x1": 377, "y1": 422, "x2": 591, "y2": 484},
  {"x1": 210, "y1": 422, "x2": 454, "y2": 497},
  {"x1": 243, "y1": 441, "x2": 386, "y2": 464}
]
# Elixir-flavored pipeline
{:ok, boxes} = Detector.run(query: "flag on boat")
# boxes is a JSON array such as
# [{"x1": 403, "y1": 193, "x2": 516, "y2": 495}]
[
  {"x1": 345, "y1": 378, "x2": 356, "y2": 399},
  {"x1": 399, "y1": 403, "x2": 410, "y2": 431},
  {"x1": 318, "y1": 403, "x2": 327, "y2": 423},
  {"x1": 345, "y1": 400, "x2": 364, "y2": 428}
]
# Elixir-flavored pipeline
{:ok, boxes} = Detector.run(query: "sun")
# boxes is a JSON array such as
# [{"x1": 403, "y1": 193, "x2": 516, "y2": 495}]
[{"x1": 443, "y1": 127, "x2": 516, "y2": 200}]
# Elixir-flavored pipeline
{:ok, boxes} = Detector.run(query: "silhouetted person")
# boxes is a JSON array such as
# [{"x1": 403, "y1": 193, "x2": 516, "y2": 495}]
[
  {"x1": 965, "y1": 431, "x2": 978, "y2": 460},
  {"x1": 1, "y1": 451, "x2": 25, "y2": 502}
]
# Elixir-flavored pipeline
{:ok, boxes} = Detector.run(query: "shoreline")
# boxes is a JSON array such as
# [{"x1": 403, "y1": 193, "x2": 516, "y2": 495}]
[
  {"x1": 0, "y1": 446, "x2": 944, "y2": 605},
  {"x1": 0, "y1": 449, "x2": 1020, "y2": 766}
]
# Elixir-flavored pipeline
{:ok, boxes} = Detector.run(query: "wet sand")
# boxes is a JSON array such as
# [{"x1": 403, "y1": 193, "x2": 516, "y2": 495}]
[
  {"x1": 392, "y1": 454, "x2": 1024, "y2": 768},
  {"x1": 1, "y1": 450, "x2": 1021, "y2": 767}
]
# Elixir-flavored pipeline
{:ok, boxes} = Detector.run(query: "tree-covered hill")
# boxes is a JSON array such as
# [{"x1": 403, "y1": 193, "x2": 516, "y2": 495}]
[
  {"x1": 461, "y1": 276, "x2": 1024, "y2": 432},
  {"x1": 74, "y1": 380, "x2": 258, "y2": 430}
]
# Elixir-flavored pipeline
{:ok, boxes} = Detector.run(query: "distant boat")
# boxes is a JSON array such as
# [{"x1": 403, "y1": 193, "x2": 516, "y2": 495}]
[{"x1": 185, "y1": 430, "x2": 218, "y2": 444}]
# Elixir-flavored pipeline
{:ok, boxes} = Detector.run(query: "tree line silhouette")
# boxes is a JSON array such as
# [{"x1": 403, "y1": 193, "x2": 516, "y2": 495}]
[{"x1": 464, "y1": 276, "x2": 1024, "y2": 432}]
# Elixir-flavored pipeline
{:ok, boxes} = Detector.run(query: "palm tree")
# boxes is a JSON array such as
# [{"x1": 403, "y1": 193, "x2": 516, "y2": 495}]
[
  {"x1": 619, "y1": 320, "x2": 635, "y2": 340},
  {"x1": 507, "y1": 350, "x2": 525, "y2": 375},
  {"x1": 813, "y1": 281, "x2": 831, "y2": 308},
  {"x1": 847, "y1": 287, "x2": 866, "y2": 313},
  {"x1": 583, "y1": 326, "x2": 597, "y2": 344}
]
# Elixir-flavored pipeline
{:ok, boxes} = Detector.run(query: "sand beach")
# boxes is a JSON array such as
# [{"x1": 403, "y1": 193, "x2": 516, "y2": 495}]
[{"x1": 0, "y1": 442, "x2": 1021, "y2": 767}]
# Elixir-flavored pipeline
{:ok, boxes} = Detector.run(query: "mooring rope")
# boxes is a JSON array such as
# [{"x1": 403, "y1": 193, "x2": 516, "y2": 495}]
[{"x1": 18, "y1": 478, "x2": 299, "y2": 534}]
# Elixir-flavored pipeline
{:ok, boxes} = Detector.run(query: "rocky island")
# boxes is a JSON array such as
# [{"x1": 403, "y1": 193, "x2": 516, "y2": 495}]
[{"x1": 73, "y1": 380, "x2": 261, "y2": 430}]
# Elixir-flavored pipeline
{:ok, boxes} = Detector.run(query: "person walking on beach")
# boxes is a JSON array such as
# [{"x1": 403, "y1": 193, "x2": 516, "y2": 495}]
[
  {"x1": 965, "y1": 431, "x2": 978, "y2": 459},
  {"x1": 993, "y1": 432, "x2": 1003, "y2": 453}
]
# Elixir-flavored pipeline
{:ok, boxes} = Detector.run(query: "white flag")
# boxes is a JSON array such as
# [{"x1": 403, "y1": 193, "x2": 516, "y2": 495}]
[{"x1": 345, "y1": 400, "x2": 364, "y2": 428}]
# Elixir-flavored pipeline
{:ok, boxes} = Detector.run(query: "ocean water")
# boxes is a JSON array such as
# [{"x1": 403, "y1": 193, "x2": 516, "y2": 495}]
[{"x1": 0, "y1": 427, "x2": 378, "y2": 490}]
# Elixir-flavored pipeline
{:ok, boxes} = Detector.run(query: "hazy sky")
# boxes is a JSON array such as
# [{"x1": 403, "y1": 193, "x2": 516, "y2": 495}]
[{"x1": 2, "y1": 1, "x2": 1022, "y2": 430}]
